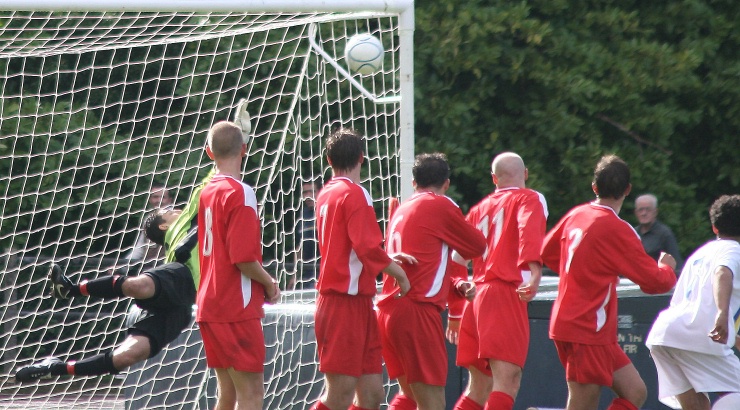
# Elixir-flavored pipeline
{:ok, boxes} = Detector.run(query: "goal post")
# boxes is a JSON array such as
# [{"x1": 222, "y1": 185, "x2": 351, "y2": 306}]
[{"x1": 0, "y1": 2, "x2": 413, "y2": 408}]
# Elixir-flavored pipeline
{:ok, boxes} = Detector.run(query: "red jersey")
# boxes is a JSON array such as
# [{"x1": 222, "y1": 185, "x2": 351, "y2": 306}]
[
  {"x1": 196, "y1": 175, "x2": 265, "y2": 323},
  {"x1": 466, "y1": 188, "x2": 548, "y2": 284},
  {"x1": 541, "y1": 202, "x2": 676, "y2": 345},
  {"x1": 315, "y1": 177, "x2": 391, "y2": 297},
  {"x1": 377, "y1": 192, "x2": 486, "y2": 311}
]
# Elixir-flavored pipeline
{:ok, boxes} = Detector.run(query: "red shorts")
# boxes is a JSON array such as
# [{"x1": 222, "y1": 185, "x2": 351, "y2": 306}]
[
  {"x1": 554, "y1": 340, "x2": 632, "y2": 386},
  {"x1": 377, "y1": 297, "x2": 447, "y2": 386},
  {"x1": 314, "y1": 293, "x2": 383, "y2": 377},
  {"x1": 456, "y1": 281, "x2": 529, "y2": 374},
  {"x1": 199, "y1": 319, "x2": 265, "y2": 372}
]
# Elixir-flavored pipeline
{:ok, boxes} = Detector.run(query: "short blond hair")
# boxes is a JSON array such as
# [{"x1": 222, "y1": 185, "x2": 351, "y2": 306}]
[{"x1": 207, "y1": 121, "x2": 243, "y2": 159}]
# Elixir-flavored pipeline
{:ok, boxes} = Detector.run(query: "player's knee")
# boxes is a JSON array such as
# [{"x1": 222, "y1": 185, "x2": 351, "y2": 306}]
[
  {"x1": 324, "y1": 385, "x2": 357, "y2": 409},
  {"x1": 122, "y1": 276, "x2": 156, "y2": 299},
  {"x1": 621, "y1": 383, "x2": 647, "y2": 408},
  {"x1": 491, "y1": 361, "x2": 522, "y2": 396},
  {"x1": 112, "y1": 338, "x2": 151, "y2": 369},
  {"x1": 466, "y1": 374, "x2": 493, "y2": 403},
  {"x1": 413, "y1": 386, "x2": 445, "y2": 410},
  {"x1": 358, "y1": 385, "x2": 384, "y2": 409},
  {"x1": 112, "y1": 348, "x2": 148, "y2": 370}
]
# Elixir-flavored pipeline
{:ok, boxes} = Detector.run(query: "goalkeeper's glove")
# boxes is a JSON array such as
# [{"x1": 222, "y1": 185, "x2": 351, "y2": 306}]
[{"x1": 233, "y1": 98, "x2": 251, "y2": 142}]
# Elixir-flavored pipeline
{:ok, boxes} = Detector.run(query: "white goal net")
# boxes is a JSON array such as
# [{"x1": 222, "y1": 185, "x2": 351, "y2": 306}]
[{"x1": 0, "y1": 3, "x2": 413, "y2": 409}]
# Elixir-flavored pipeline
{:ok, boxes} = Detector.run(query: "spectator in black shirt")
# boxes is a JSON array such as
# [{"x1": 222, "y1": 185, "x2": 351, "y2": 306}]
[{"x1": 634, "y1": 193, "x2": 683, "y2": 271}]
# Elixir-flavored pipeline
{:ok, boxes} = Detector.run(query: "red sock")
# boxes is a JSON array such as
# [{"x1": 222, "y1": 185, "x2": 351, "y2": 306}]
[
  {"x1": 389, "y1": 394, "x2": 417, "y2": 410},
  {"x1": 311, "y1": 401, "x2": 331, "y2": 410},
  {"x1": 607, "y1": 398, "x2": 638, "y2": 410},
  {"x1": 348, "y1": 405, "x2": 376, "y2": 410},
  {"x1": 454, "y1": 395, "x2": 484, "y2": 410},
  {"x1": 484, "y1": 391, "x2": 514, "y2": 410}
]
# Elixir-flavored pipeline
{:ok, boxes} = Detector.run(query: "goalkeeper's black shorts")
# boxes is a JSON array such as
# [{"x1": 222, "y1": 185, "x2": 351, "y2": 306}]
[{"x1": 128, "y1": 262, "x2": 196, "y2": 357}]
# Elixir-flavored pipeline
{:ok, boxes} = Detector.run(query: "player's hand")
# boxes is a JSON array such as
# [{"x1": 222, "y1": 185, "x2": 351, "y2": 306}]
[
  {"x1": 446, "y1": 319, "x2": 461, "y2": 345},
  {"x1": 395, "y1": 275, "x2": 411, "y2": 297},
  {"x1": 286, "y1": 276, "x2": 296, "y2": 291},
  {"x1": 735, "y1": 335, "x2": 740, "y2": 350},
  {"x1": 517, "y1": 281, "x2": 538, "y2": 302},
  {"x1": 265, "y1": 280, "x2": 280, "y2": 304},
  {"x1": 457, "y1": 281, "x2": 476, "y2": 301},
  {"x1": 709, "y1": 312, "x2": 729, "y2": 344},
  {"x1": 658, "y1": 252, "x2": 677, "y2": 271},
  {"x1": 390, "y1": 252, "x2": 418, "y2": 265},
  {"x1": 233, "y1": 98, "x2": 252, "y2": 138}
]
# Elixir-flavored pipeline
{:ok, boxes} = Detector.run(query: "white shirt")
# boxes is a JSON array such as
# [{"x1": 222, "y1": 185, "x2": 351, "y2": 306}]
[{"x1": 646, "y1": 239, "x2": 740, "y2": 356}]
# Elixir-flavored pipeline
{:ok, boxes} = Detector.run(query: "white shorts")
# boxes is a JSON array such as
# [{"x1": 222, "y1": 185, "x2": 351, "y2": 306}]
[{"x1": 649, "y1": 345, "x2": 740, "y2": 409}]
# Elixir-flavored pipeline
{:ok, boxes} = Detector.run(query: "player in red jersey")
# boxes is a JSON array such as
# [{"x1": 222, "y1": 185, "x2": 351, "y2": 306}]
[
  {"x1": 376, "y1": 153, "x2": 486, "y2": 410},
  {"x1": 197, "y1": 121, "x2": 280, "y2": 410},
  {"x1": 448, "y1": 152, "x2": 548, "y2": 410},
  {"x1": 540, "y1": 154, "x2": 677, "y2": 410},
  {"x1": 310, "y1": 128, "x2": 411, "y2": 410}
]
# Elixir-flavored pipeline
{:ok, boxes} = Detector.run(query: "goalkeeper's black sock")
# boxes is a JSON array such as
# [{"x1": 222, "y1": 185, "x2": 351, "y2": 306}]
[
  {"x1": 68, "y1": 350, "x2": 119, "y2": 376},
  {"x1": 79, "y1": 275, "x2": 126, "y2": 299}
]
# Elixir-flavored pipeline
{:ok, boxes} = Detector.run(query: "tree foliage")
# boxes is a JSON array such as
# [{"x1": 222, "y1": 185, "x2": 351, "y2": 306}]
[{"x1": 415, "y1": 0, "x2": 740, "y2": 256}]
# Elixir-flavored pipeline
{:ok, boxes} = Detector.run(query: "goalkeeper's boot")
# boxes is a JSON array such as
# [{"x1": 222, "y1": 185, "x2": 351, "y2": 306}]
[
  {"x1": 15, "y1": 357, "x2": 64, "y2": 382},
  {"x1": 49, "y1": 263, "x2": 74, "y2": 300},
  {"x1": 232, "y1": 98, "x2": 252, "y2": 140}
]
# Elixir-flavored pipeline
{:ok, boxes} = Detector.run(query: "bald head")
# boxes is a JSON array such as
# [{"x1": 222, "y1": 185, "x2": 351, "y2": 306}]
[
  {"x1": 491, "y1": 152, "x2": 527, "y2": 188},
  {"x1": 207, "y1": 121, "x2": 244, "y2": 159}
]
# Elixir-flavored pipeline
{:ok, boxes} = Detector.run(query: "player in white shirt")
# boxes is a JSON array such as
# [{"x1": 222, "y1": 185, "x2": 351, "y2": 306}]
[{"x1": 646, "y1": 194, "x2": 740, "y2": 410}]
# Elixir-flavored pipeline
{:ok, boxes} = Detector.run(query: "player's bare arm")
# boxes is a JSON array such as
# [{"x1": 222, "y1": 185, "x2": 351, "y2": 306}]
[
  {"x1": 382, "y1": 261, "x2": 411, "y2": 296},
  {"x1": 709, "y1": 265, "x2": 733, "y2": 344},
  {"x1": 389, "y1": 252, "x2": 418, "y2": 265},
  {"x1": 658, "y1": 251, "x2": 677, "y2": 271},
  {"x1": 456, "y1": 281, "x2": 476, "y2": 301},
  {"x1": 236, "y1": 261, "x2": 281, "y2": 304},
  {"x1": 516, "y1": 261, "x2": 542, "y2": 302},
  {"x1": 446, "y1": 319, "x2": 461, "y2": 345},
  {"x1": 449, "y1": 251, "x2": 475, "y2": 300}
]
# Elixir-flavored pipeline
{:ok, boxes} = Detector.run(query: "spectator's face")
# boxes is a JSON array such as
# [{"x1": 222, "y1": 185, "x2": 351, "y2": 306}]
[
  {"x1": 302, "y1": 183, "x2": 316, "y2": 208},
  {"x1": 150, "y1": 187, "x2": 173, "y2": 208},
  {"x1": 635, "y1": 197, "x2": 657, "y2": 225}
]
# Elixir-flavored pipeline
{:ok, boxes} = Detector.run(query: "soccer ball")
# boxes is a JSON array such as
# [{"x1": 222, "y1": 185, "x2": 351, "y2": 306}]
[{"x1": 344, "y1": 34, "x2": 384, "y2": 76}]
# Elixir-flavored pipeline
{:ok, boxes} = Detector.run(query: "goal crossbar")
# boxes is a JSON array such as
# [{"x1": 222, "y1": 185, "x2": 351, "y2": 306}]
[{"x1": 0, "y1": 0, "x2": 414, "y2": 13}]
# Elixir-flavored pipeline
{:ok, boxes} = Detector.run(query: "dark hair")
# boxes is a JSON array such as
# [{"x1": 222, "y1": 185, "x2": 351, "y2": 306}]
[
  {"x1": 710, "y1": 195, "x2": 740, "y2": 237},
  {"x1": 143, "y1": 209, "x2": 167, "y2": 246},
  {"x1": 593, "y1": 154, "x2": 630, "y2": 199},
  {"x1": 413, "y1": 153, "x2": 450, "y2": 188},
  {"x1": 326, "y1": 128, "x2": 364, "y2": 172}
]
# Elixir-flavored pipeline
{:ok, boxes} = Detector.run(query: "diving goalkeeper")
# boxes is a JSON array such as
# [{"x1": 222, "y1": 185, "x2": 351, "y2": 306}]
[
  {"x1": 14, "y1": 187, "x2": 205, "y2": 382},
  {"x1": 15, "y1": 100, "x2": 251, "y2": 382}
]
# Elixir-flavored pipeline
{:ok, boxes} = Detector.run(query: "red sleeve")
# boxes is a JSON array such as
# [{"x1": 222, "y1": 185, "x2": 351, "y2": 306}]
[
  {"x1": 226, "y1": 192, "x2": 262, "y2": 264},
  {"x1": 610, "y1": 224, "x2": 676, "y2": 294},
  {"x1": 438, "y1": 200, "x2": 486, "y2": 260},
  {"x1": 347, "y1": 193, "x2": 391, "y2": 274},
  {"x1": 517, "y1": 195, "x2": 546, "y2": 268}
]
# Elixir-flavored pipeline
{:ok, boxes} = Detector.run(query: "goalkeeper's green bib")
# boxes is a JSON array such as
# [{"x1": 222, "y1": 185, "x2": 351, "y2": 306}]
[{"x1": 164, "y1": 169, "x2": 215, "y2": 289}]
